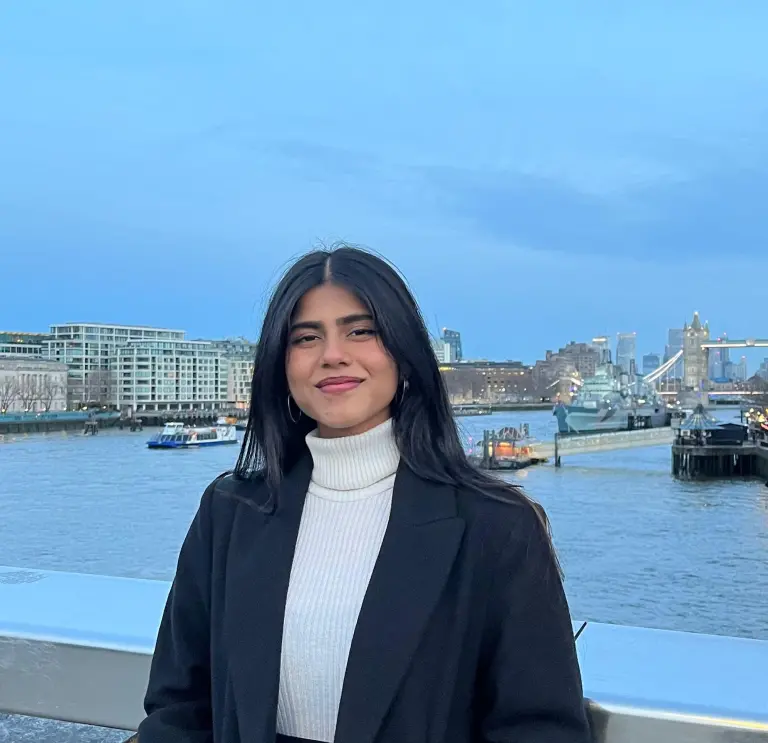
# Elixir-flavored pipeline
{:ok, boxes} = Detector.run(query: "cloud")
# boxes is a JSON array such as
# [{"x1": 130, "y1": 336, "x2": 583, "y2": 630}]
[{"x1": 414, "y1": 150, "x2": 768, "y2": 262}]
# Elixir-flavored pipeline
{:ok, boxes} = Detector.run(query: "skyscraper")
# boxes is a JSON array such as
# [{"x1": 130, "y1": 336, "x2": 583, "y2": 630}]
[
  {"x1": 725, "y1": 356, "x2": 747, "y2": 382},
  {"x1": 708, "y1": 334, "x2": 730, "y2": 380},
  {"x1": 664, "y1": 328, "x2": 684, "y2": 362},
  {"x1": 616, "y1": 332, "x2": 637, "y2": 375},
  {"x1": 441, "y1": 328, "x2": 462, "y2": 362},
  {"x1": 591, "y1": 336, "x2": 611, "y2": 364},
  {"x1": 431, "y1": 336, "x2": 450, "y2": 364},
  {"x1": 642, "y1": 353, "x2": 661, "y2": 376}
]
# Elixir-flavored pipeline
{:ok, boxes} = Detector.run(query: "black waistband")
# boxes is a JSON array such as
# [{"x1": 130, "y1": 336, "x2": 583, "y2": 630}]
[{"x1": 276, "y1": 736, "x2": 323, "y2": 743}]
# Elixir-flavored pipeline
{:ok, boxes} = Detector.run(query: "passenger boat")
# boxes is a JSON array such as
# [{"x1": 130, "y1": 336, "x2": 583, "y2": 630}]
[{"x1": 147, "y1": 419, "x2": 238, "y2": 449}]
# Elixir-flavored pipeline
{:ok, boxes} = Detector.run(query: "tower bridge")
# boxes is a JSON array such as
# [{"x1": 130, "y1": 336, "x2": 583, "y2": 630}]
[{"x1": 640, "y1": 313, "x2": 767, "y2": 401}]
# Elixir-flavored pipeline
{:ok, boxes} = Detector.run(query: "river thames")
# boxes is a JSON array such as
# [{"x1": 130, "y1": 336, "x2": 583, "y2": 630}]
[{"x1": 2, "y1": 409, "x2": 768, "y2": 741}]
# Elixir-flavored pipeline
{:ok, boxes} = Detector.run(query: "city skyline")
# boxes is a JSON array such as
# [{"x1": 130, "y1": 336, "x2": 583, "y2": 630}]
[
  {"x1": 2, "y1": 2, "x2": 767, "y2": 362},
  {"x1": 2, "y1": 316, "x2": 765, "y2": 375}
]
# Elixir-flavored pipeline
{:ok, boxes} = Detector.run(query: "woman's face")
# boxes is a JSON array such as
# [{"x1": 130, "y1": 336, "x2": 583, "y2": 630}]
[{"x1": 286, "y1": 283, "x2": 399, "y2": 438}]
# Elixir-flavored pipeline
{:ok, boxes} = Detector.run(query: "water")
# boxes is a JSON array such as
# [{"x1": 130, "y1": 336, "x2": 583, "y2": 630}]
[{"x1": 2, "y1": 410, "x2": 768, "y2": 740}]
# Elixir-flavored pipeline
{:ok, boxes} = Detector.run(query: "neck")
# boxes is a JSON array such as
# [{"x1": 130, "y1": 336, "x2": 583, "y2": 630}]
[{"x1": 305, "y1": 418, "x2": 400, "y2": 491}]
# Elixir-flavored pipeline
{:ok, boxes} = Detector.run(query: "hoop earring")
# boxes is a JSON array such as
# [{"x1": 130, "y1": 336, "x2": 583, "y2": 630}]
[
  {"x1": 287, "y1": 394, "x2": 302, "y2": 423},
  {"x1": 398, "y1": 378, "x2": 409, "y2": 405}
]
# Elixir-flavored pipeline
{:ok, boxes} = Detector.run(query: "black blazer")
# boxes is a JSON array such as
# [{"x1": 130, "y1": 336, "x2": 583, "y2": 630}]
[{"x1": 138, "y1": 456, "x2": 591, "y2": 743}]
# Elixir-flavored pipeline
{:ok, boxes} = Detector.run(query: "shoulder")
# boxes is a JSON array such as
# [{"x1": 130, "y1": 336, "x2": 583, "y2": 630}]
[
  {"x1": 201, "y1": 470, "x2": 273, "y2": 514},
  {"x1": 453, "y1": 480, "x2": 553, "y2": 564},
  {"x1": 454, "y1": 479, "x2": 544, "y2": 531}
]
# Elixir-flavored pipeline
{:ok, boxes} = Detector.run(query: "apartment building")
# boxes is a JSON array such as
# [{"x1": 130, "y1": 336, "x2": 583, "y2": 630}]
[
  {"x1": 117, "y1": 339, "x2": 229, "y2": 413},
  {"x1": 44, "y1": 323, "x2": 186, "y2": 407}
]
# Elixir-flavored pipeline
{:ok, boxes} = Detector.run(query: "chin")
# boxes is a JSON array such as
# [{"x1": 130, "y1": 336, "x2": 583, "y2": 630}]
[
  {"x1": 313, "y1": 407, "x2": 383, "y2": 435},
  {"x1": 316, "y1": 414, "x2": 367, "y2": 431}
]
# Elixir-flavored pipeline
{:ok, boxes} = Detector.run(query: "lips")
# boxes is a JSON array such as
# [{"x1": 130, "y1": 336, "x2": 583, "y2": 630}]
[{"x1": 316, "y1": 376, "x2": 363, "y2": 394}]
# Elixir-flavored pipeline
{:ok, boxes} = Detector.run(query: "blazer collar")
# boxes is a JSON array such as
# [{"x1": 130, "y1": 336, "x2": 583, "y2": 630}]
[
  {"x1": 335, "y1": 460, "x2": 465, "y2": 743},
  {"x1": 225, "y1": 453, "x2": 465, "y2": 743}
]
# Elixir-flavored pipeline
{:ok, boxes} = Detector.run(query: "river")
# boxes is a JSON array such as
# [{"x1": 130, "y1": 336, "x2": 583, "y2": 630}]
[{"x1": 1, "y1": 409, "x2": 767, "y2": 740}]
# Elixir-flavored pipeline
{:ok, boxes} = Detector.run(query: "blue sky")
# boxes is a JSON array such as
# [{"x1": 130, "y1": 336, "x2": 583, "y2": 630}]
[{"x1": 1, "y1": 1, "x2": 767, "y2": 366}]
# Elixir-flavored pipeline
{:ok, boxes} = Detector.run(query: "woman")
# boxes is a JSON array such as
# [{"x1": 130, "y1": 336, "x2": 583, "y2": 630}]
[{"x1": 138, "y1": 246, "x2": 591, "y2": 743}]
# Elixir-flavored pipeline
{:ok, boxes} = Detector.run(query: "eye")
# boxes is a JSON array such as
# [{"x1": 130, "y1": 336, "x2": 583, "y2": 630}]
[
  {"x1": 291, "y1": 333, "x2": 320, "y2": 346},
  {"x1": 349, "y1": 327, "x2": 377, "y2": 339}
]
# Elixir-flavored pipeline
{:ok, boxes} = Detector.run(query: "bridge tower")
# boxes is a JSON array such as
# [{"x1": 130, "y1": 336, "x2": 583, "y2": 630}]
[{"x1": 683, "y1": 311, "x2": 710, "y2": 393}]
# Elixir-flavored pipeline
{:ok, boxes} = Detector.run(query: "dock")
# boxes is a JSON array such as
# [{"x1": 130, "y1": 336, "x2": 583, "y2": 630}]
[
  {"x1": 129, "y1": 409, "x2": 247, "y2": 428},
  {"x1": 671, "y1": 404, "x2": 768, "y2": 478},
  {"x1": 533, "y1": 426, "x2": 676, "y2": 466}
]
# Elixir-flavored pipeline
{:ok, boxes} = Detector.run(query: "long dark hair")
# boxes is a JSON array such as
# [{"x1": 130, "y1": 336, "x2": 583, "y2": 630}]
[{"x1": 235, "y1": 245, "x2": 557, "y2": 557}]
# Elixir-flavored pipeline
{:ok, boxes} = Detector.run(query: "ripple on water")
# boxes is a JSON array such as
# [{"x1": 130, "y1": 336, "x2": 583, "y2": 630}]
[
  {"x1": 2, "y1": 413, "x2": 766, "y2": 640},
  {"x1": 1, "y1": 414, "x2": 768, "y2": 741}
]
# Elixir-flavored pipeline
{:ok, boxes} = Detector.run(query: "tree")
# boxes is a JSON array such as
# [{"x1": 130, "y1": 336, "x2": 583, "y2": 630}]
[
  {"x1": 746, "y1": 374, "x2": 768, "y2": 409},
  {"x1": 39, "y1": 376, "x2": 64, "y2": 412},
  {"x1": 17, "y1": 376, "x2": 41, "y2": 412},
  {"x1": 0, "y1": 377, "x2": 19, "y2": 413},
  {"x1": 84, "y1": 370, "x2": 115, "y2": 407}
]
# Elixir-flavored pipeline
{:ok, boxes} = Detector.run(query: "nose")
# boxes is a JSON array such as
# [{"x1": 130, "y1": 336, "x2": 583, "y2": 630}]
[{"x1": 321, "y1": 334, "x2": 350, "y2": 367}]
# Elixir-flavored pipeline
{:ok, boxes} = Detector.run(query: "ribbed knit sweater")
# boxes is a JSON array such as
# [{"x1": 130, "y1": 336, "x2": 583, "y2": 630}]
[{"x1": 276, "y1": 418, "x2": 400, "y2": 742}]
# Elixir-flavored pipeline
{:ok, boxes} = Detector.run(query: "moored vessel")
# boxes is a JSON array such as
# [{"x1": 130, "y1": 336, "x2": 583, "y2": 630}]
[{"x1": 553, "y1": 359, "x2": 669, "y2": 435}]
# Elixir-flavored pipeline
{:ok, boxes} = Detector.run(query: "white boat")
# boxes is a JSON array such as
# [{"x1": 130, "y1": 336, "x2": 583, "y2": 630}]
[{"x1": 147, "y1": 419, "x2": 238, "y2": 449}]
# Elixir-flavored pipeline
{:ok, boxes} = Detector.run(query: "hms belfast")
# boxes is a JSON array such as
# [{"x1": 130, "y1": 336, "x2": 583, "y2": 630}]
[{"x1": 553, "y1": 349, "x2": 670, "y2": 435}]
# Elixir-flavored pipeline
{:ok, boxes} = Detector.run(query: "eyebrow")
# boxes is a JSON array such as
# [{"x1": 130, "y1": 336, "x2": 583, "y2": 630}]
[{"x1": 290, "y1": 313, "x2": 373, "y2": 332}]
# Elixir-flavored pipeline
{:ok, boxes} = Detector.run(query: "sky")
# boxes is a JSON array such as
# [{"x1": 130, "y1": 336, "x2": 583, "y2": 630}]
[{"x1": 1, "y1": 1, "x2": 767, "y2": 366}]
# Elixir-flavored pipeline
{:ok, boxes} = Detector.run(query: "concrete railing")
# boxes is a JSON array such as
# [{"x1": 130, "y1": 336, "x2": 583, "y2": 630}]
[{"x1": 2, "y1": 565, "x2": 767, "y2": 741}]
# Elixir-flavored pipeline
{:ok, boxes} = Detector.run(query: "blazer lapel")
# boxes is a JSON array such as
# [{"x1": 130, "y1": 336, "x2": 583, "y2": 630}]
[
  {"x1": 224, "y1": 456, "x2": 312, "y2": 742},
  {"x1": 335, "y1": 463, "x2": 465, "y2": 743}
]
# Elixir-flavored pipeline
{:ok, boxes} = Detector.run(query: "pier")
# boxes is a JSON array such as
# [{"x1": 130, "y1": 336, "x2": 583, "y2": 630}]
[
  {"x1": 125, "y1": 409, "x2": 247, "y2": 428},
  {"x1": 532, "y1": 426, "x2": 676, "y2": 466},
  {"x1": 1, "y1": 565, "x2": 767, "y2": 741},
  {"x1": 671, "y1": 405, "x2": 768, "y2": 478}
]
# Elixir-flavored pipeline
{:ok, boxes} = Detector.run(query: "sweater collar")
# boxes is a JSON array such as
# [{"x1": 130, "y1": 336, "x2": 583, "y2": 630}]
[{"x1": 305, "y1": 418, "x2": 400, "y2": 491}]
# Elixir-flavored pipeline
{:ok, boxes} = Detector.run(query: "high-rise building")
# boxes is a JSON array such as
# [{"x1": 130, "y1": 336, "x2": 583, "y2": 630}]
[
  {"x1": 758, "y1": 358, "x2": 768, "y2": 381},
  {"x1": 642, "y1": 353, "x2": 661, "y2": 376},
  {"x1": 431, "y1": 337, "x2": 451, "y2": 364},
  {"x1": 616, "y1": 332, "x2": 637, "y2": 375},
  {"x1": 724, "y1": 356, "x2": 748, "y2": 382},
  {"x1": 664, "y1": 328, "x2": 684, "y2": 362},
  {"x1": 441, "y1": 328, "x2": 462, "y2": 362},
  {"x1": 591, "y1": 336, "x2": 611, "y2": 364},
  {"x1": 708, "y1": 334, "x2": 731, "y2": 380}
]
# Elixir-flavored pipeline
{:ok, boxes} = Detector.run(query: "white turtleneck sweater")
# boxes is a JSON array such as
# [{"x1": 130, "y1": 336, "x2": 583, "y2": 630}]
[{"x1": 276, "y1": 418, "x2": 400, "y2": 743}]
